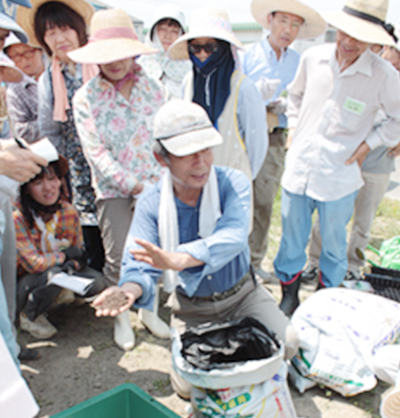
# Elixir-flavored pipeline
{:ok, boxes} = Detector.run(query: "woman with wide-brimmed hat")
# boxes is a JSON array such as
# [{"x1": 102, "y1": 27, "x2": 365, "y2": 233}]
[
  {"x1": 137, "y1": 3, "x2": 191, "y2": 99},
  {"x1": 16, "y1": 0, "x2": 104, "y2": 273},
  {"x1": 168, "y1": 7, "x2": 268, "y2": 184},
  {"x1": 69, "y1": 8, "x2": 168, "y2": 350}
]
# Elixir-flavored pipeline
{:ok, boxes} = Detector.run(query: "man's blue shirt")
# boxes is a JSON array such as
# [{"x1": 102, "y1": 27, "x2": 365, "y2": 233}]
[
  {"x1": 119, "y1": 166, "x2": 251, "y2": 310},
  {"x1": 242, "y1": 37, "x2": 300, "y2": 128}
]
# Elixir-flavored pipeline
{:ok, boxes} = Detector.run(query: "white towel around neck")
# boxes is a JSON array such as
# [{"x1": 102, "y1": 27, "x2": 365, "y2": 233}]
[{"x1": 158, "y1": 166, "x2": 221, "y2": 292}]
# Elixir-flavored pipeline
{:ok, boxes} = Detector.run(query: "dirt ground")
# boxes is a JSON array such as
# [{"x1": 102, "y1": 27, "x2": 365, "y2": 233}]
[{"x1": 19, "y1": 277, "x2": 389, "y2": 418}]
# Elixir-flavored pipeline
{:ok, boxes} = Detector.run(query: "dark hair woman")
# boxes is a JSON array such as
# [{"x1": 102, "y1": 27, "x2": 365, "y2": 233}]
[{"x1": 13, "y1": 156, "x2": 105, "y2": 339}]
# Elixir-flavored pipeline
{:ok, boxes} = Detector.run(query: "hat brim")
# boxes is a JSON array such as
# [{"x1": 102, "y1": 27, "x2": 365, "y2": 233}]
[
  {"x1": 251, "y1": 0, "x2": 327, "y2": 40},
  {"x1": 159, "y1": 126, "x2": 223, "y2": 157},
  {"x1": 168, "y1": 28, "x2": 243, "y2": 60},
  {"x1": 323, "y1": 11, "x2": 396, "y2": 46},
  {"x1": 67, "y1": 39, "x2": 158, "y2": 65},
  {"x1": 16, "y1": 0, "x2": 93, "y2": 47},
  {"x1": 0, "y1": 12, "x2": 28, "y2": 43}
]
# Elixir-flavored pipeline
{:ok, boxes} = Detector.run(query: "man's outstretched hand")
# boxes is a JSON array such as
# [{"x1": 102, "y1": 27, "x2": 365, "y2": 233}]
[{"x1": 130, "y1": 238, "x2": 204, "y2": 271}]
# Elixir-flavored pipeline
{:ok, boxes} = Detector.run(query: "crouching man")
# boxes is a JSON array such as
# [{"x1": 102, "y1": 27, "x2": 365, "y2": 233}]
[{"x1": 93, "y1": 99, "x2": 299, "y2": 399}]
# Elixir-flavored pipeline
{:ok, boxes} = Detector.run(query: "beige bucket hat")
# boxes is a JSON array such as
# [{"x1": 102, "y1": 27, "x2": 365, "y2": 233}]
[
  {"x1": 16, "y1": 0, "x2": 94, "y2": 47},
  {"x1": 68, "y1": 9, "x2": 157, "y2": 65},
  {"x1": 154, "y1": 100, "x2": 223, "y2": 157},
  {"x1": 168, "y1": 7, "x2": 243, "y2": 61},
  {"x1": 251, "y1": 0, "x2": 327, "y2": 39},
  {"x1": 323, "y1": 0, "x2": 395, "y2": 46}
]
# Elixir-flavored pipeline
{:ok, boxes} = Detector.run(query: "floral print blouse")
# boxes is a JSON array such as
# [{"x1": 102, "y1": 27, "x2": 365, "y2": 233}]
[{"x1": 73, "y1": 65, "x2": 164, "y2": 201}]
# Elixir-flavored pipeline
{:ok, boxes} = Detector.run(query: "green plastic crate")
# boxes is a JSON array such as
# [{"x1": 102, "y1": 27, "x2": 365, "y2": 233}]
[{"x1": 51, "y1": 383, "x2": 181, "y2": 418}]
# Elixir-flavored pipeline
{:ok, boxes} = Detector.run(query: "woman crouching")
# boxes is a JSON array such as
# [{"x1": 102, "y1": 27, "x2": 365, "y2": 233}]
[{"x1": 14, "y1": 156, "x2": 105, "y2": 339}]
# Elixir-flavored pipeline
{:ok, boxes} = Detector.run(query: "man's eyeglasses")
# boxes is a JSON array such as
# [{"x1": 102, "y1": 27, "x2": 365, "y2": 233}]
[
  {"x1": 188, "y1": 42, "x2": 218, "y2": 55},
  {"x1": 8, "y1": 48, "x2": 37, "y2": 63}
]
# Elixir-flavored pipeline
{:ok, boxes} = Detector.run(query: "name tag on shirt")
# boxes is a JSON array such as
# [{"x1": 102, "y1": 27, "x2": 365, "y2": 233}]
[{"x1": 343, "y1": 97, "x2": 366, "y2": 115}]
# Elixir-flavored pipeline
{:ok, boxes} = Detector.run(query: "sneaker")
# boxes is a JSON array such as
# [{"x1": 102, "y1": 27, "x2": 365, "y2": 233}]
[
  {"x1": 300, "y1": 266, "x2": 319, "y2": 284},
  {"x1": 20, "y1": 313, "x2": 57, "y2": 339},
  {"x1": 380, "y1": 386, "x2": 400, "y2": 418},
  {"x1": 254, "y1": 268, "x2": 272, "y2": 284}
]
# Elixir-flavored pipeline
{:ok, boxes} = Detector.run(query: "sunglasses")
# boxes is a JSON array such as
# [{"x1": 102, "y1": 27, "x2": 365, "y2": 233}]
[{"x1": 188, "y1": 42, "x2": 219, "y2": 55}]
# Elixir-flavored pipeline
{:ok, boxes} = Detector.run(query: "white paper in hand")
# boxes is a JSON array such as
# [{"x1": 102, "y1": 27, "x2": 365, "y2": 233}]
[
  {"x1": 30, "y1": 137, "x2": 59, "y2": 163},
  {"x1": 50, "y1": 272, "x2": 94, "y2": 296}
]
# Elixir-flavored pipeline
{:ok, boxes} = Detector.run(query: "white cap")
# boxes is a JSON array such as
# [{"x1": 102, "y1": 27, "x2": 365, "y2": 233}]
[{"x1": 154, "y1": 100, "x2": 223, "y2": 157}]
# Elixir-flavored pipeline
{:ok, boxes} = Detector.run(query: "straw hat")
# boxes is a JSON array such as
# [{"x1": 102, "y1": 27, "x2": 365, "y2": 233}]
[
  {"x1": 67, "y1": 9, "x2": 157, "y2": 65},
  {"x1": 16, "y1": 0, "x2": 94, "y2": 47},
  {"x1": 168, "y1": 7, "x2": 243, "y2": 61},
  {"x1": 323, "y1": 0, "x2": 395, "y2": 46},
  {"x1": 154, "y1": 100, "x2": 223, "y2": 157},
  {"x1": 394, "y1": 20, "x2": 400, "y2": 52},
  {"x1": 251, "y1": 0, "x2": 327, "y2": 39}
]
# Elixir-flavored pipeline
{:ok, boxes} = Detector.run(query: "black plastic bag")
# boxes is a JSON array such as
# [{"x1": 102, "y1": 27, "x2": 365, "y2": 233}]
[{"x1": 180, "y1": 317, "x2": 281, "y2": 371}]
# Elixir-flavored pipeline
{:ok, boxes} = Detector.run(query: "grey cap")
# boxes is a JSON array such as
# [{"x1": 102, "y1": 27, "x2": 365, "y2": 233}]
[{"x1": 154, "y1": 100, "x2": 223, "y2": 157}]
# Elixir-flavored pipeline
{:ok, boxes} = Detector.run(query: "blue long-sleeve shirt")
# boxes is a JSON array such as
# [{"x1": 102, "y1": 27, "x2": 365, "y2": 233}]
[
  {"x1": 119, "y1": 166, "x2": 251, "y2": 310},
  {"x1": 242, "y1": 37, "x2": 300, "y2": 128}
]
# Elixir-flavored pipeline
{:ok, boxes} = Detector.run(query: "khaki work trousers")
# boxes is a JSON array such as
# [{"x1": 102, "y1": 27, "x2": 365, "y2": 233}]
[{"x1": 249, "y1": 130, "x2": 286, "y2": 269}]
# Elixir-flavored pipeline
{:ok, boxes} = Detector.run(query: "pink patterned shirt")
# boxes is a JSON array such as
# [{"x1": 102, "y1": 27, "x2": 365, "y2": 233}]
[{"x1": 73, "y1": 66, "x2": 164, "y2": 200}]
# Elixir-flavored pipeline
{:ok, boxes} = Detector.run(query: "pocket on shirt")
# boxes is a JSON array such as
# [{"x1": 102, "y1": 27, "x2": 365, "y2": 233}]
[{"x1": 323, "y1": 100, "x2": 365, "y2": 137}]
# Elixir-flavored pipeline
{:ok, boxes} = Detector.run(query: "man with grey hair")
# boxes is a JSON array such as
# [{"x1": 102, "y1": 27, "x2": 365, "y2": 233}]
[
  {"x1": 274, "y1": 0, "x2": 400, "y2": 316},
  {"x1": 93, "y1": 99, "x2": 299, "y2": 400}
]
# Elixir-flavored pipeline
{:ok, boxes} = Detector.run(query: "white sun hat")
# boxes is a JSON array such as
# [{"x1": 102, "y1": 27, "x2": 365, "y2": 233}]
[
  {"x1": 323, "y1": 0, "x2": 395, "y2": 46},
  {"x1": 153, "y1": 100, "x2": 223, "y2": 157},
  {"x1": 67, "y1": 8, "x2": 157, "y2": 65},
  {"x1": 168, "y1": 7, "x2": 243, "y2": 61},
  {"x1": 149, "y1": 3, "x2": 186, "y2": 35},
  {"x1": 251, "y1": 0, "x2": 327, "y2": 40}
]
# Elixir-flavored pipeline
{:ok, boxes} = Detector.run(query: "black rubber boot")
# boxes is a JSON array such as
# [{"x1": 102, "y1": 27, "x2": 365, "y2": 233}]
[{"x1": 279, "y1": 275, "x2": 301, "y2": 317}]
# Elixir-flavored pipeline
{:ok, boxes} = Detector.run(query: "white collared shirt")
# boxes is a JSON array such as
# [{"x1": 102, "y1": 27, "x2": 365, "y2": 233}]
[{"x1": 283, "y1": 43, "x2": 400, "y2": 202}]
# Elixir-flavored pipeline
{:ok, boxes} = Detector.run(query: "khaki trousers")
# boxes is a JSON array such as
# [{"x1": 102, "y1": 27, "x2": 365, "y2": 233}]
[
  {"x1": 168, "y1": 277, "x2": 299, "y2": 399},
  {"x1": 249, "y1": 130, "x2": 286, "y2": 269},
  {"x1": 308, "y1": 171, "x2": 391, "y2": 272},
  {"x1": 97, "y1": 197, "x2": 135, "y2": 287}
]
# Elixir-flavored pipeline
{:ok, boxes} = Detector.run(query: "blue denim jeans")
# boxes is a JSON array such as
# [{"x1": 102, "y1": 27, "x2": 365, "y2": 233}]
[
  {"x1": 0, "y1": 223, "x2": 20, "y2": 366},
  {"x1": 274, "y1": 189, "x2": 358, "y2": 287}
]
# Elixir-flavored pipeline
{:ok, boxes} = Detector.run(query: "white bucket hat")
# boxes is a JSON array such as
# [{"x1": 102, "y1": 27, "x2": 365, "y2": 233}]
[
  {"x1": 154, "y1": 100, "x2": 223, "y2": 157},
  {"x1": 4, "y1": 31, "x2": 42, "y2": 51},
  {"x1": 68, "y1": 9, "x2": 157, "y2": 65},
  {"x1": 149, "y1": 3, "x2": 186, "y2": 36},
  {"x1": 323, "y1": 0, "x2": 395, "y2": 46},
  {"x1": 168, "y1": 7, "x2": 243, "y2": 61},
  {"x1": 251, "y1": 0, "x2": 327, "y2": 40},
  {"x1": 0, "y1": 12, "x2": 27, "y2": 44}
]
